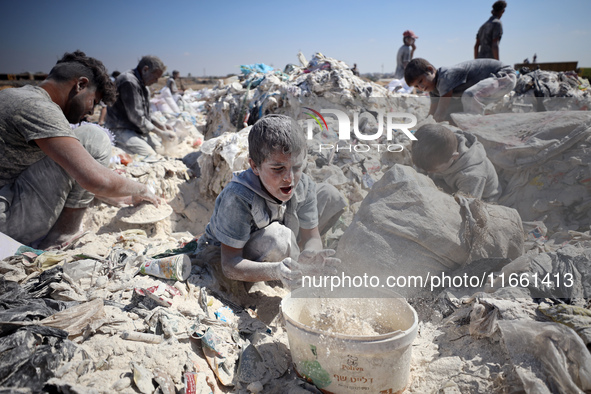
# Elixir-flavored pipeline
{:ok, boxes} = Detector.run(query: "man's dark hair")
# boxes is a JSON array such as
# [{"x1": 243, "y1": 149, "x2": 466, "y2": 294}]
[
  {"x1": 492, "y1": 1, "x2": 507, "y2": 14},
  {"x1": 47, "y1": 50, "x2": 117, "y2": 105},
  {"x1": 137, "y1": 56, "x2": 166, "y2": 73},
  {"x1": 404, "y1": 58, "x2": 435, "y2": 85},
  {"x1": 248, "y1": 114, "x2": 306, "y2": 167}
]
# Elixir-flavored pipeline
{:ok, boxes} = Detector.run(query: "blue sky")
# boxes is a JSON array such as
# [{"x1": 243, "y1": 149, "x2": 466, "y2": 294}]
[{"x1": 1, "y1": 0, "x2": 589, "y2": 77}]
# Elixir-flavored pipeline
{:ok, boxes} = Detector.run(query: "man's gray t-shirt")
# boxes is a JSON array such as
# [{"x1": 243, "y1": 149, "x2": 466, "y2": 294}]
[
  {"x1": 0, "y1": 85, "x2": 77, "y2": 188},
  {"x1": 476, "y1": 16, "x2": 503, "y2": 59},
  {"x1": 430, "y1": 59, "x2": 513, "y2": 97}
]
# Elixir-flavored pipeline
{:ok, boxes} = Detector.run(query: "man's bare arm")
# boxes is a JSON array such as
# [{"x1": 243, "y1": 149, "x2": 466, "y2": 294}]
[
  {"x1": 36, "y1": 136, "x2": 159, "y2": 204},
  {"x1": 433, "y1": 91, "x2": 453, "y2": 122}
]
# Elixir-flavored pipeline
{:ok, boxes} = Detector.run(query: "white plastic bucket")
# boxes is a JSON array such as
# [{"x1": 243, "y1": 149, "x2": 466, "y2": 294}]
[{"x1": 281, "y1": 288, "x2": 418, "y2": 393}]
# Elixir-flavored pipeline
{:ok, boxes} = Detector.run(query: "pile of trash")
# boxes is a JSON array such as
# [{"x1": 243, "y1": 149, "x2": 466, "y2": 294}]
[
  {"x1": 196, "y1": 53, "x2": 427, "y2": 245},
  {"x1": 0, "y1": 245, "x2": 313, "y2": 393},
  {"x1": 500, "y1": 68, "x2": 591, "y2": 112},
  {"x1": 3, "y1": 230, "x2": 591, "y2": 393},
  {"x1": 203, "y1": 52, "x2": 427, "y2": 138}
]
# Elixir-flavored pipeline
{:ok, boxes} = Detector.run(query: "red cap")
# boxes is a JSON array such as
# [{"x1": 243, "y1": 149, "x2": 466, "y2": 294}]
[{"x1": 403, "y1": 30, "x2": 418, "y2": 39}]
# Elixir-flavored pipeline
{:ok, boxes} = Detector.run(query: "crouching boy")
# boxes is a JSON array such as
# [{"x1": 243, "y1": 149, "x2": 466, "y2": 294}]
[
  {"x1": 404, "y1": 58, "x2": 516, "y2": 122},
  {"x1": 193, "y1": 114, "x2": 347, "y2": 302},
  {"x1": 411, "y1": 123, "x2": 502, "y2": 202}
]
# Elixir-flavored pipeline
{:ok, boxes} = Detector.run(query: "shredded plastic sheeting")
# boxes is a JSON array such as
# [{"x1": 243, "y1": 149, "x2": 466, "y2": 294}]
[
  {"x1": 197, "y1": 126, "x2": 251, "y2": 197},
  {"x1": 336, "y1": 164, "x2": 524, "y2": 297},
  {"x1": 452, "y1": 111, "x2": 591, "y2": 232},
  {"x1": 498, "y1": 320, "x2": 591, "y2": 393},
  {"x1": 510, "y1": 69, "x2": 591, "y2": 112}
]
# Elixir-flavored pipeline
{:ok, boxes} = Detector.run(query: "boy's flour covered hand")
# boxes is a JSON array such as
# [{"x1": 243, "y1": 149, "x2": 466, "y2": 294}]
[
  {"x1": 274, "y1": 257, "x2": 302, "y2": 289},
  {"x1": 272, "y1": 250, "x2": 340, "y2": 290},
  {"x1": 297, "y1": 249, "x2": 340, "y2": 276}
]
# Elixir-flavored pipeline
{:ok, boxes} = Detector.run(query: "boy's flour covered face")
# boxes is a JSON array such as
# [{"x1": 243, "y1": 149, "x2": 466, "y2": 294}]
[
  {"x1": 249, "y1": 150, "x2": 305, "y2": 202},
  {"x1": 412, "y1": 67, "x2": 436, "y2": 92}
]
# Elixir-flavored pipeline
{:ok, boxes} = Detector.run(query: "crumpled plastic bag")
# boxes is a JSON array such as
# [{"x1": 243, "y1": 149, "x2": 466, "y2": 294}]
[
  {"x1": 39, "y1": 298, "x2": 107, "y2": 338},
  {"x1": 35, "y1": 251, "x2": 69, "y2": 270},
  {"x1": 240, "y1": 63, "x2": 274, "y2": 76},
  {"x1": 198, "y1": 127, "x2": 251, "y2": 196},
  {"x1": 0, "y1": 325, "x2": 79, "y2": 392},
  {"x1": 199, "y1": 127, "x2": 250, "y2": 171},
  {"x1": 498, "y1": 319, "x2": 591, "y2": 393},
  {"x1": 452, "y1": 294, "x2": 591, "y2": 391},
  {"x1": 147, "y1": 306, "x2": 191, "y2": 340},
  {"x1": 539, "y1": 303, "x2": 591, "y2": 345}
]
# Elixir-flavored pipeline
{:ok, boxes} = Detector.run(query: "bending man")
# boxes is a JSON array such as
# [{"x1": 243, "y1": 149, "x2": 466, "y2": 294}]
[{"x1": 0, "y1": 50, "x2": 160, "y2": 249}]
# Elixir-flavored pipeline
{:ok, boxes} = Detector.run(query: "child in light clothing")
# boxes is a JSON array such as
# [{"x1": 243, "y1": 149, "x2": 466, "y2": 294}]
[
  {"x1": 412, "y1": 123, "x2": 502, "y2": 201},
  {"x1": 194, "y1": 115, "x2": 346, "y2": 301}
]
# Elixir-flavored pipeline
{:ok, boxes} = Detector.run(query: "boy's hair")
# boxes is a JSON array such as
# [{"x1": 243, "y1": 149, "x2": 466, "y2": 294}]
[
  {"x1": 404, "y1": 58, "x2": 434, "y2": 86},
  {"x1": 248, "y1": 114, "x2": 306, "y2": 167},
  {"x1": 47, "y1": 50, "x2": 117, "y2": 105},
  {"x1": 411, "y1": 124, "x2": 458, "y2": 172},
  {"x1": 136, "y1": 55, "x2": 166, "y2": 73},
  {"x1": 492, "y1": 1, "x2": 507, "y2": 13}
]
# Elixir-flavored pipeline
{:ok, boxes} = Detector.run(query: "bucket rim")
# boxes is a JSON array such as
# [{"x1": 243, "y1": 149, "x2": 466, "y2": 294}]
[{"x1": 281, "y1": 289, "x2": 419, "y2": 342}]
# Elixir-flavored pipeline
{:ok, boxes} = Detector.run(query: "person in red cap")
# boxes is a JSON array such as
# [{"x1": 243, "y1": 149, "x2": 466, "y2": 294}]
[{"x1": 394, "y1": 30, "x2": 418, "y2": 80}]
